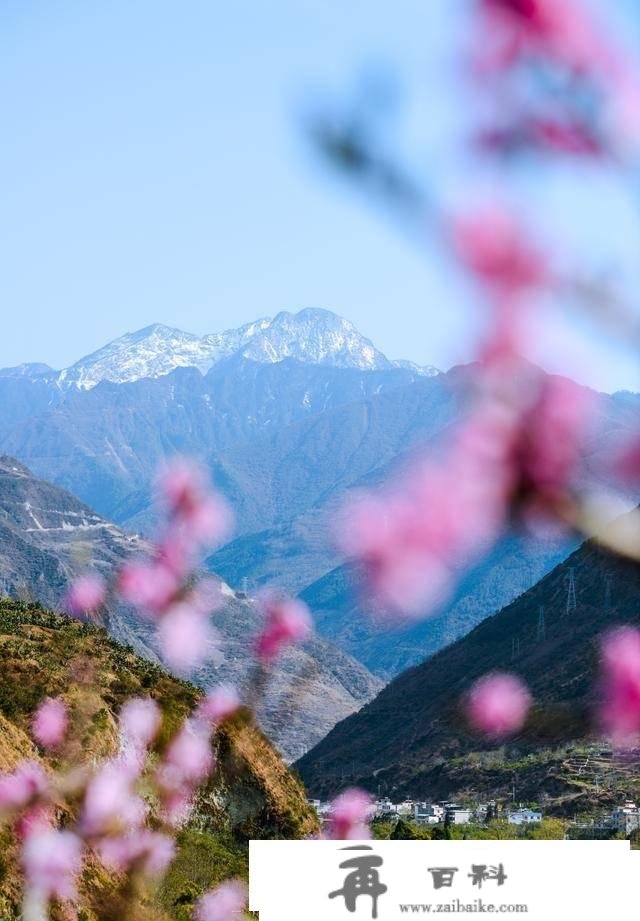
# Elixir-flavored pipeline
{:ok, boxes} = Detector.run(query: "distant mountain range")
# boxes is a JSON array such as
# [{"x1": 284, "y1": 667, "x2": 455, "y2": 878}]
[
  {"x1": 295, "y1": 511, "x2": 640, "y2": 810},
  {"x1": 1, "y1": 308, "x2": 639, "y2": 694},
  {"x1": 0, "y1": 455, "x2": 381, "y2": 760},
  {"x1": 3, "y1": 308, "x2": 438, "y2": 391}
]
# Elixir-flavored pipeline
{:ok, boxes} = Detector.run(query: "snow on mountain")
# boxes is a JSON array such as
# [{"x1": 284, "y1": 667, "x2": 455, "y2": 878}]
[
  {"x1": 55, "y1": 319, "x2": 271, "y2": 390},
  {"x1": 47, "y1": 309, "x2": 439, "y2": 389},
  {"x1": 0, "y1": 363, "x2": 54, "y2": 380}
]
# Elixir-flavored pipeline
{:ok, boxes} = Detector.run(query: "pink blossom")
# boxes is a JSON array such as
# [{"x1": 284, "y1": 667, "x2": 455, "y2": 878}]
[
  {"x1": 478, "y1": 0, "x2": 617, "y2": 79},
  {"x1": 155, "y1": 721, "x2": 215, "y2": 826},
  {"x1": 511, "y1": 373, "x2": 591, "y2": 521},
  {"x1": 255, "y1": 597, "x2": 313, "y2": 663},
  {"x1": 612, "y1": 437, "x2": 640, "y2": 484},
  {"x1": 345, "y1": 495, "x2": 455, "y2": 617},
  {"x1": 65, "y1": 573, "x2": 106, "y2": 616},
  {"x1": 163, "y1": 722, "x2": 214, "y2": 785},
  {"x1": 156, "y1": 458, "x2": 233, "y2": 547},
  {"x1": 157, "y1": 602, "x2": 218, "y2": 673},
  {"x1": 599, "y1": 628, "x2": 640, "y2": 742},
  {"x1": 32, "y1": 698, "x2": 68, "y2": 750},
  {"x1": 0, "y1": 761, "x2": 48, "y2": 815},
  {"x1": 22, "y1": 828, "x2": 83, "y2": 902},
  {"x1": 118, "y1": 560, "x2": 179, "y2": 614},
  {"x1": 451, "y1": 206, "x2": 549, "y2": 296},
  {"x1": 327, "y1": 788, "x2": 373, "y2": 840},
  {"x1": 467, "y1": 672, "x2": 532, "y2": 737},
  {"x1": 119, "y1": 697, "x2": 161, "y2": 751},
  {"x1": 337, "y1": 400, "x2": 514, "y2": 619},
  {"x1": 530, "y1": 117, "x2": 604, "y2": 157},
  {"x1": 97, "y1": 830, "x2": 175, "y2": 877},
  {"x1": 80, "y1": 761, "x2": 147, "y2": 837},
  {"x1": 195, "y1": 685, "x2": 241, "y2": 728},
  {"x1": 194, "y1": 880, "x2": 248, "y2": 921}
]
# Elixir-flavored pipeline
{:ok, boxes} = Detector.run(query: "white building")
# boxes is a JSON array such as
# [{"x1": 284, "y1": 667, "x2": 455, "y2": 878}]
[
  {"x1": 611, "y1": 802, "x2": 640, "y2": 834},
  {"x1": 444, "y1": 804, "x2": 473, "y2": 825},
  {"x1": 374, "y1": 798, "x2": 397, "y2": 818},
  {"x1": 395, "y1": 800, "x2": 415, "y2": 817},
  {"x1": 414, "y1": 803, "x2": 445, "y2": 825},
  {"x1": 508, "y1": 808, "x2": 542, "y2": 826}
]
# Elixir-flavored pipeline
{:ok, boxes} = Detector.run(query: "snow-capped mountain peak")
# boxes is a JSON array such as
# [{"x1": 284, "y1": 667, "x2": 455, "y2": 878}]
[
  {"x1": 51, "y1": 310, "x2": 439, "y2": 389},
  {"x1": 239, "y1": 308, "x2": 392, "y2": 371}
]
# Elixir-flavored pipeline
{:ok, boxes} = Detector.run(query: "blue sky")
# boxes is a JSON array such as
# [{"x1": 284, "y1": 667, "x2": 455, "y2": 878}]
[{"x1": 1, "y1": 0, "x2": 639, "y2": 391}]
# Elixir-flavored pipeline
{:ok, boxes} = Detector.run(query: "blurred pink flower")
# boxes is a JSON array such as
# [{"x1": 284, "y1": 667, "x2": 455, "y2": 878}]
[
  {"x1": 118, "y1": 560, "x2": 179, "y2": 615},
  {"x1": 163, "y1": 722, "x2": 214, "y2": 786},
  {"x1": 97, "y1": 830, "x2": 175, "y2": 877},
  {"x1": 65, "y1": 573, "x2": 106, "y2": 616},
  {"x1": 612, "y1": 437, "x2": 640, "y2": 484},
  {"x1": 255, "y1": 597, "x2": 313, "y2": 663},
  {"x1": 338, "y1": 398, "x2": 516, "y2": 619},
  {"x1": 599, "y1": 628, "x2": 640, "y2": 743},
  {"x1": 478, "y1": 0, "x2": 617, "y2": 78},
  {"x1": 451, "y1": 206, "x2": 549, "y2": 296},
  {"x1": 156, "y1": 457, "x2": 232, "y2": 547},
  {"x1": 22, "y1": 828, "x2": 83, "y2": 903},
  {"x1": 119, "y1": 697, "x2": 161, "y2": 751},
  {"x1": 195, "y1": 685, "x2": 241, "y2": 728},
  {"x1": 510, "y1": 373, "x2": 591, "y2": 525},
  {"x1": 157, "y1": 603, "x2": 218, "y2": 673},
  {"x1": 338, "y1": 492, "x2": 453, "y2": 617},
  {"x1": 0, "y1": 761, "x2": 48, "y2": 815},
  {"x1": 327, "y1": 788, "x2": 373, "y2": 840},
  {"x1": 80, "y1": 761, "x2": 147, "y2": 838},
  {"x1": 530, "y1": 117, "x2": 604, "y2": 157},
  {"x1": 32, "y1": 698, "x2": 68, "y2": 750},
  {"x1": 194, "y1": 880, "x2": 248, "y2": 921},
  {"x1": 467, "y1": 672, "x2": 532, "y2": 736}
]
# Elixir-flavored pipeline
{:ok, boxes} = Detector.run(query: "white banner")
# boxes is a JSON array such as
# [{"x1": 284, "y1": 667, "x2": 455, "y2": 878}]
[{"x1": 250, "y1": 839, "x2": 637, "y2": 919}]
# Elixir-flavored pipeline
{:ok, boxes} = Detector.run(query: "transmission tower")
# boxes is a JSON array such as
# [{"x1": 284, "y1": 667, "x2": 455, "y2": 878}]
[
  {"x1": 537, "y1": 606, "x2": 546, "y2": 642},
  {"x1": 604, "y1": 573, "x2": 612, "y2": 612},
  {"x1": 511, "y1": 636, "x2": 520, "y2": 660},
  {"x1": 565, "y1": 567, "x2": 577, "y2": 616}
]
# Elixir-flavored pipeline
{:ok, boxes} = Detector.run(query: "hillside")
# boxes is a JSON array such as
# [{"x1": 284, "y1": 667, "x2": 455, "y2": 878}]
[
  {"x1": 0, "y1": 456, "x2": 381, "y2": 760},
  {"x1": 295, "y1": 517, "x2": 640, "y2": 813},
  {"x1": 3, "y1": 315, "x2": 640, "y2": 691},
  {"x1": 0, "y1": 598, "x2": 317, "y2": 920}
]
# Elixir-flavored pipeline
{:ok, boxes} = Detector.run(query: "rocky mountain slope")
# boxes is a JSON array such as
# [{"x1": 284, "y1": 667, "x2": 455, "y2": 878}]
[
  {"x1": 294, "y1": 516, "x2": 640, "y2": 806},
  {"x1": 2, "y1": 313, "x2": 639, "y2": 689},
  {"x1": 0, "y1": 598, "x2": 317, "y2": 920},
  {"x1": 0, "y1": 456, "x2": 381, "y2": 760}
]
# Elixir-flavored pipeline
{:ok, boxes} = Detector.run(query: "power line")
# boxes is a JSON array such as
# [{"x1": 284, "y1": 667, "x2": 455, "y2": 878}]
[{"x1": 565, "y1": 567, "x2": 577, "y2": 616}]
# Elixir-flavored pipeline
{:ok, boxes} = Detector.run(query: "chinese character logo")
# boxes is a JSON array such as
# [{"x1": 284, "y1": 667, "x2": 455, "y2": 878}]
[
  {"x1": 427, "y1": 867, "x2": 459, "y2": 890},
  {"x1": 468, "y1": 864, "x2": 507, "y2": 888},
  {"x1": 329, "y1": 846, "x2": 387, "y2": 919}
]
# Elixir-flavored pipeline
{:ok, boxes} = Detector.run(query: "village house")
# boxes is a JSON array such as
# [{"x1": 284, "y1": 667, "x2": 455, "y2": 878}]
[
  {"x1": 610, "y1": 802, "x2": 640, "y2": 834},
  {"x1": 507, "y1": 808, "x2": 542, "y2": 826},
  {"x1": 414, "y1": 803, "x2": 445, "y2": 825}
]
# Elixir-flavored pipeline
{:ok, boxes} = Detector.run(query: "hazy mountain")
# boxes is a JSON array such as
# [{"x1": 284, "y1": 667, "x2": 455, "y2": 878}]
[
  {"x1": 294, "y1": 514, "x2": 640, "y2": 802},
  {"x1": 2, "y1": 312, "x2": 639, "y2": 693},
  {"x1": 0, "y1": 456, "x2": 381, "y2": 760},
  {"x1": 0, "y1": 358, "x2": 426, "y2": 525},
  {"x1": 31, "y1": 308, "x2": 437, "y2": 391}
]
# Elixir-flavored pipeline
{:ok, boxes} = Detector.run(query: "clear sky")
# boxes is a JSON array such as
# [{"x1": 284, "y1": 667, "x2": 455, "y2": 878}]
[{"x1": 1, "y1": 0, "x2": 639, "y2": 391}]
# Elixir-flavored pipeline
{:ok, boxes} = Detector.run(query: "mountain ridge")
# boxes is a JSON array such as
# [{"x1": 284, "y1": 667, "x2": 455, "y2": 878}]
[
  {"x1": 0, "y1": 455, "x2": 382, "y2": 760},
  {"x1": 6, "y1": 309, "x2": 439, "y2": 390},
  {"x1": 294, "y1": 513, "x2": 640, "y2": 805}
]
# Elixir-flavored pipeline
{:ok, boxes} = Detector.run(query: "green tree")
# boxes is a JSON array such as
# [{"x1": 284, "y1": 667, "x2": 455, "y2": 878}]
[{"x1": 391, "y1": 819, "x2": 420, "y2": 840}]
